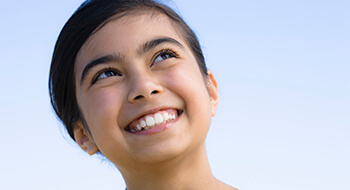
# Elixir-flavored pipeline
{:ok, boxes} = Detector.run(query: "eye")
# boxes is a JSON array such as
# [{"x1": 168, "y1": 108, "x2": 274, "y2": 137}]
[
  {"x1": 153, "y1": 49, "x2": 177, "y2": 65},
  {"x1": 92, "y1": 68, "x2": 121, "y2": 84}
]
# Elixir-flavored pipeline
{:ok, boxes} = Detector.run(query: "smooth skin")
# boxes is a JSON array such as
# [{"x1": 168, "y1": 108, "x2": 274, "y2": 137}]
[{"x1": 73, "y1": 12, "x2": 237, "y2": 190}]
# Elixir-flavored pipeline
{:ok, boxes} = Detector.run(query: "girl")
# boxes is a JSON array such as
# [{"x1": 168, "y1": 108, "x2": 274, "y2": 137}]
[{"x1": 49, "y1": 0, "x2": 236, "y2": 189}]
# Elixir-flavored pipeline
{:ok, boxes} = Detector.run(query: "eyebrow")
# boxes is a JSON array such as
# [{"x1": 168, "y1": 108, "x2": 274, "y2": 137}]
[
  {"x1": 80, "y1": 37, "x2": 185, "y2": 85},
  {"x1": 80, "y1": 53, "x2": 124, "y2": 84},
  {"x1": 138, "y1": 37, "x2": 184, "y2": 55}
]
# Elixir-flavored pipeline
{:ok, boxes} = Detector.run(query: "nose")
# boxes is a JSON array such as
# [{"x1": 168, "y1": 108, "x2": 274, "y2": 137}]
[{"x1": 127, "y1": 72, "x2": 164, "y2": 103}]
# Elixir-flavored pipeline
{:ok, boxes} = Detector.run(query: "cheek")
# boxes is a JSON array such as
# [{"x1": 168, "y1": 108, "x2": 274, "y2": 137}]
[
  {"x1": 164, "y1": 64, "x2": 212, "y2": 147},
  {"x1": 81, "y1": 89, "x2": 129, "y2": 157},
  {"x1": 82, "y1": 89, "x2": 123, "y2": 131},
  {"x1": 163, "y1": 62, "x2": 212, "y2": 120}
]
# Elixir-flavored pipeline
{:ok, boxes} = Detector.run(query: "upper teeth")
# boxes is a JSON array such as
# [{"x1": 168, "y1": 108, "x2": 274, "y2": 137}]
[{"x1": 134, "y1": 111, "x2": 177, "y2": 132}]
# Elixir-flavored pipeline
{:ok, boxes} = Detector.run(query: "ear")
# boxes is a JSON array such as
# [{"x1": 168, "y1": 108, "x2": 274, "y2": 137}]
[
  {"x1": 73, "y1": 121, "x2": 98, "y2": 155},
  {"x1": 207, "y1": 70, "x2": 219, "y2": 116}
]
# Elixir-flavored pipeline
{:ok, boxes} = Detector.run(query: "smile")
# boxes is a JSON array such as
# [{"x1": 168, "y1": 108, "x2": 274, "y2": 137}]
[{"x1": 125, "y1": 109, "x2": 182, "y2": 133}]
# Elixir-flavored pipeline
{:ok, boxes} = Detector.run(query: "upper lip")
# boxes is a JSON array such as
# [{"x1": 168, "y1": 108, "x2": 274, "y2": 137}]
[{"x1": 124, "y1": 106, "x2": 180, "y2": 129}]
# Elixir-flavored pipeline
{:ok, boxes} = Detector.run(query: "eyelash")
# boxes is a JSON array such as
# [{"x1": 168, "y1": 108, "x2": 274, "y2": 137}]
[
  {"x1": 92, "y1": 67, "x2": 120, "y2": 84},
  {"x1": 152, "y1": 49, "x2": 178, "y2": 65},
  {"x1": 91, "y1": 49, "x2": 178, "y2": 84}
]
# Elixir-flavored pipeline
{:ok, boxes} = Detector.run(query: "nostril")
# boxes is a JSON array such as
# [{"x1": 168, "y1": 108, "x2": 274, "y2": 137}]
[
  {"x1": 131, "y1": 89, "x2": 161, "y2": 102},
  {"x1": 151, "y1": 90, "x2": 159, "y2": 95},
  {"x1": 134, "y1": 95, "x2": 143, "y2": 100}
]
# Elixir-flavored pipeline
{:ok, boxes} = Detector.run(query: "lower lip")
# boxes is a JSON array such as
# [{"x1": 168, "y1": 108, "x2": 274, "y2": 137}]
[{"x1": 131, "y1": 113, "x2": 181, "y2": 135}]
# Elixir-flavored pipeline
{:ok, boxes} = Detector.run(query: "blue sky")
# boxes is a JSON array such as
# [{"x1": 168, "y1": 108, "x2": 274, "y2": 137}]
[{"x1": 0, "y1": 0, "x2": 349, "y2": 189}]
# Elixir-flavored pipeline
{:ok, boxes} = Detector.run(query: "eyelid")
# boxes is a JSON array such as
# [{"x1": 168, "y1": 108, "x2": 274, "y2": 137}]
[
  {"x1": 91, "y1": 67, "x2": 120, "y2": 85},
  {"x1": 152, "y1": 48, "x2": 178, "y2": 65}
]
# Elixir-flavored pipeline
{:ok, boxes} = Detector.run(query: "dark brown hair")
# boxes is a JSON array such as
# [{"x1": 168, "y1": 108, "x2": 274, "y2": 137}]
[{"x1": 49, "y1": 0, "x2": 207, "y2": 140}]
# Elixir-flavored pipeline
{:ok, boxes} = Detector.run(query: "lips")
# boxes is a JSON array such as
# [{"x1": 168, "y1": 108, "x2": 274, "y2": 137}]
[{"x1": 125, "y1": 109, "x2": 182, "y2": 133}]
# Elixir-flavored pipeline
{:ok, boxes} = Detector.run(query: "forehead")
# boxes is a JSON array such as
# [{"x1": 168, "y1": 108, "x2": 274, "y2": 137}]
[
  {"x1": 75, "y1": 12, "x2": 187, "y2": 71},
  {"x1": 85, "y1": 11, "x2": 182, "y2": 49}
]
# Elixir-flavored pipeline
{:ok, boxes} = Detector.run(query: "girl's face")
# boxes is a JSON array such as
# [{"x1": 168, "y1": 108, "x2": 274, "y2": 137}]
[{"x1": 74, "y1": 13, "x2": 218, "y2": 168}]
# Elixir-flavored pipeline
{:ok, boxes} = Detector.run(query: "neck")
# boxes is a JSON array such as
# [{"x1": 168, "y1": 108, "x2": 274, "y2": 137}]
[{"x1": 121, "y1": 144, "x2": 223, "y2": 190}]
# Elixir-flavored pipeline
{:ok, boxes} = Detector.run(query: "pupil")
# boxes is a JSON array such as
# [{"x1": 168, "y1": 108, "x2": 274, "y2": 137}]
[
  {"x1": 107, "y1": 71, "x2": 114, "y2": 77},
  {"x1": 161, "y1": 54, "x2": 170, "y2": 59}
]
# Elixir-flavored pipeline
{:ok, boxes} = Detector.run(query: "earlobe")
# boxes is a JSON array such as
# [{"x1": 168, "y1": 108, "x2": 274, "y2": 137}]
[
  {"x1": 73, "y1": 121, "x2": 98, "y2": 155},
  {"x1": 207, "y1": 70, "x2": 219, "y2": 116}
]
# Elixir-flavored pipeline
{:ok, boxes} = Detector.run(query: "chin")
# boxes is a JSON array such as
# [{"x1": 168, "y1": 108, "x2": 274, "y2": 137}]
[{"x1": 133, "y1": 136, "x2": 192, "y2": 165}]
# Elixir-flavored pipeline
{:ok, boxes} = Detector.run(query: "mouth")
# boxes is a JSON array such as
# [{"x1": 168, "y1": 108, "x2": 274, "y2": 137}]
[{"x1": 125, "y1": 109, "x2": 183, "y2": 133}]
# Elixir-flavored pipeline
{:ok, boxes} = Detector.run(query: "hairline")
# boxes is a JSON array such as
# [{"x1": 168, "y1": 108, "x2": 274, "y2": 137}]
[
  {"x1": 74, "y1": 9, "x2": 199, "y2": 137},
  {"x1": 90, "y1": 8, "x2": 192, "y2": 53},
  {"x1": 50, "y1": 1, "x2": 208, "y2": 141}
]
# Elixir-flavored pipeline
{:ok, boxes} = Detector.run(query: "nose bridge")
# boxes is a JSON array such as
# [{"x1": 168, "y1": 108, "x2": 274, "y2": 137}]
[{"x1": 127, "y1": 68, "x2": 163, "y2": 102}]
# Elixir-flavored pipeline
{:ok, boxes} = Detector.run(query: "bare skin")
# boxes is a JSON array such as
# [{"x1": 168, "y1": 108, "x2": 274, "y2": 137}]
[
  {"x1": 73, "y1": 12, "x2": 237, "y2": 190},
  {"x1": 122, "y1": 145, "x2": 236, "y2": 190}
]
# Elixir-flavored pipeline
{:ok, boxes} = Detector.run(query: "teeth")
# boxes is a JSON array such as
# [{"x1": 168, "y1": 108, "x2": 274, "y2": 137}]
[
  {"x1": 146, "y1": 116, "x2": 155, "y2": 126},
  {"x1": 154, "y1": 113, "x2": 164, "y2": 124},
  {"x1": 131, "y1": 110, "x2": 179, "y2": 132},
  {"x1": 140, "y1": 120, "x2": 146, "y2": 128},
  {"x1": 163, "y1": 112, "x2": 169, "y2": 121}
]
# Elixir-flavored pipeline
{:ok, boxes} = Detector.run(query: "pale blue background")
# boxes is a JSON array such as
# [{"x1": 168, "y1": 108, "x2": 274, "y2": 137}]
[{"x1": 0, "y1": 0, "x2": 349, "y2": 189}]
